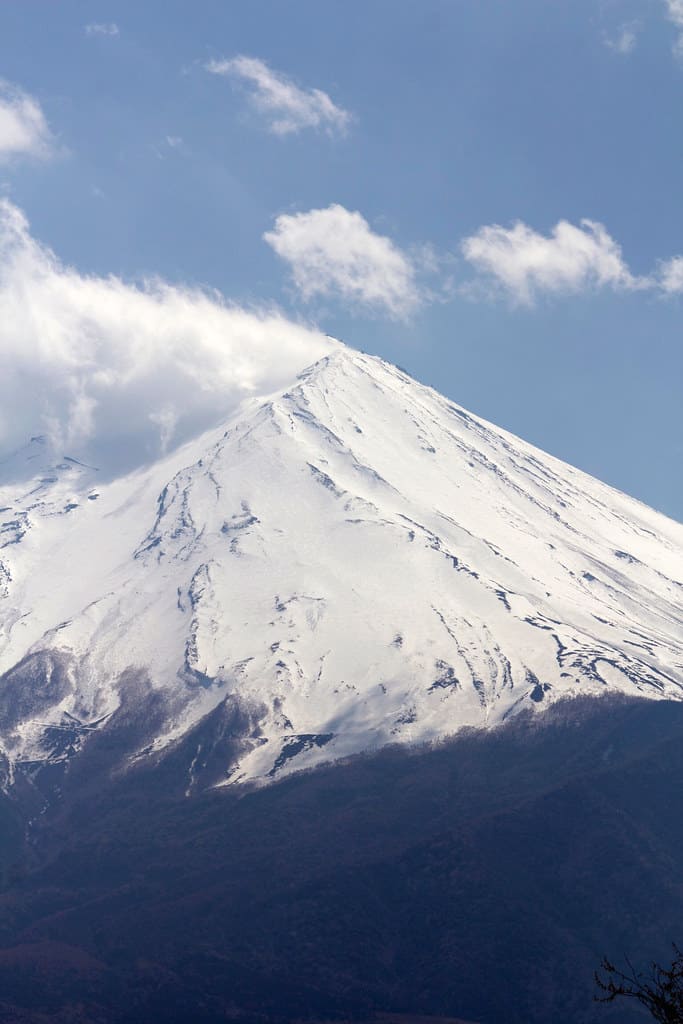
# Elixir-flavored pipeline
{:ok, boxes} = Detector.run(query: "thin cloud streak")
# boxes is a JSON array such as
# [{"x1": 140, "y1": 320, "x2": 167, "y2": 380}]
[
  {"x1": 205, "y1": 55, "x2": 351, "y2": 136},
  {"x1": 85, "y1": 23, "x2": 120, "y2": 37}
]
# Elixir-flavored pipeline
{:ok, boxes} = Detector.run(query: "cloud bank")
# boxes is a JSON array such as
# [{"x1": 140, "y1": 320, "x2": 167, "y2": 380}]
[
  {"x1": 461, "y1": 219, "x2": 643, "y2": 304},
  {"x1": 0, "y1": 80, "x2": 55, "y2": 164},
  {"x1": 205, "y1": 55, "x2": 351, "y2": 136},
  {"x1": 264, "y1": 204, "x2": 423, "y2": 319},
  {"x1": 0, "y1": 201, "x2": 335, "y2": 476}
]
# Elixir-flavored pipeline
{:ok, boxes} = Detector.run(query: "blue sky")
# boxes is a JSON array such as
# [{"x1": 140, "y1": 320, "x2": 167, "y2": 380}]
[{"x1": 0, "y1": 0, "x2": 681, "y2": 516}]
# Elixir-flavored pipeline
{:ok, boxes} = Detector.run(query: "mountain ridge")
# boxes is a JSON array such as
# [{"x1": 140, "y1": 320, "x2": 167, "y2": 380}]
[{"x1": 0, "y1": 343, "x2": 681, "y2": 791}]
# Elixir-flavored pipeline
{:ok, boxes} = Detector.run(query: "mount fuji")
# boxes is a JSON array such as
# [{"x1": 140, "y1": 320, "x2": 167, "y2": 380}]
[{"x1": 1, "y1": 341, "x2": 681, "y2": 794}]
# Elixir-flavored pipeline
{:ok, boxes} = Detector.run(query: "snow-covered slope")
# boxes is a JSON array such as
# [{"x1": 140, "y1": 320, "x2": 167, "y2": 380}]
[{"x1": 0, "y1": 344, "x2": 681, "y2": 787}]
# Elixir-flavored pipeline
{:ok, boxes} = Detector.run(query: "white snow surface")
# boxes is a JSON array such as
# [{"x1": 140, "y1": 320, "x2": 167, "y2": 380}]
[{"x1": 0, "y1": 344, "x2": 681, "y2": 785}]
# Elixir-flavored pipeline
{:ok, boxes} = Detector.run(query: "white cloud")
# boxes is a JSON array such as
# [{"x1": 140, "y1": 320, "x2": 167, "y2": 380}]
[
  {"x1": 665, "y1": 0, "x2": 683, "y2": 56},
  {"x1": 264, "y1": 204, "x2": 423, "y2": 319},
  {"x1": 461, "y1": 218, "x2": 642, "y2": 304},
  {"x1": 205, "y1": 55, "x2": 351, "y2": 136},
  {"x1": 85, "y1": 22, "x2": 119, "y2": 37},
  {"x1": 0, "y1": 200, "x2": 335, "y2": 476},
  {"x1": 657, "y1": 255, "x2": 683, "y2": 293},
  {"x1": 604, "y1": 22, "x2": 639, "y2": 55},
  {"x1": 0, "y1": 80, "x2": 55, "y2": 164}
]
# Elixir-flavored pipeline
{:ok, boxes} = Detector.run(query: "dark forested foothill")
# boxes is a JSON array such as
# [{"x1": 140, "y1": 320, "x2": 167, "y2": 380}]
[{"x1": 0, "y1": 695, "x2": 681, "y2": 1024}]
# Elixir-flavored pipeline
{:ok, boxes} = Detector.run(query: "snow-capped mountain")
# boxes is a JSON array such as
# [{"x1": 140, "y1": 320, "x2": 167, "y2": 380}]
[{"x1": 0, "y1": 343, "x2": 681, "y2": 789}]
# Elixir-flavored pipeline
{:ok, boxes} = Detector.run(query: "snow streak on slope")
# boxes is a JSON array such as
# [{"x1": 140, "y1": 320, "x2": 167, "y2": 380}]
[{"x1": 0, "y1": 345, "x2": 681, "y2": 787}]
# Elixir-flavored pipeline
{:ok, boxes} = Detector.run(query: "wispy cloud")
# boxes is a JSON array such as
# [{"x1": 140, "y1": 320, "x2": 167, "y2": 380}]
[
  {"x1": 461, "y1": 219, "x2": 644, "y2": 305},
  {"x1": 153, "y1": 136, "x2": 184, "y2": 160},
  {"x1": 604, "y1": 21, "x2": 640, "y2": 55},
  {"x1": 264, "y1": 204, "x2": 423, "y2": 319},
  {"x1": 665, "y1": 0, "x2": 683, "y2": 57},
  {"x1": 205, "y1": 55, "x2": 351, "y2": 136},
  {"x1": 0, "y1": 79, "x2": 56, "y2": 164},
  {"x1": 657, "y1": 255, "x2": 683, "y2": 293},
  {"x1": 85, "y1": 22, "x2": 120, "y2": 37},
  {"x1": 0, "y1": 200, "x2": 334, "y2": 475}
]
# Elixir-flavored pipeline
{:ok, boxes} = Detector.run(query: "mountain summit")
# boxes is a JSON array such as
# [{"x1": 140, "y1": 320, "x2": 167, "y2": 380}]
[{"x1": 1, "y1": 344, "x2": 681, "y2": 790}]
